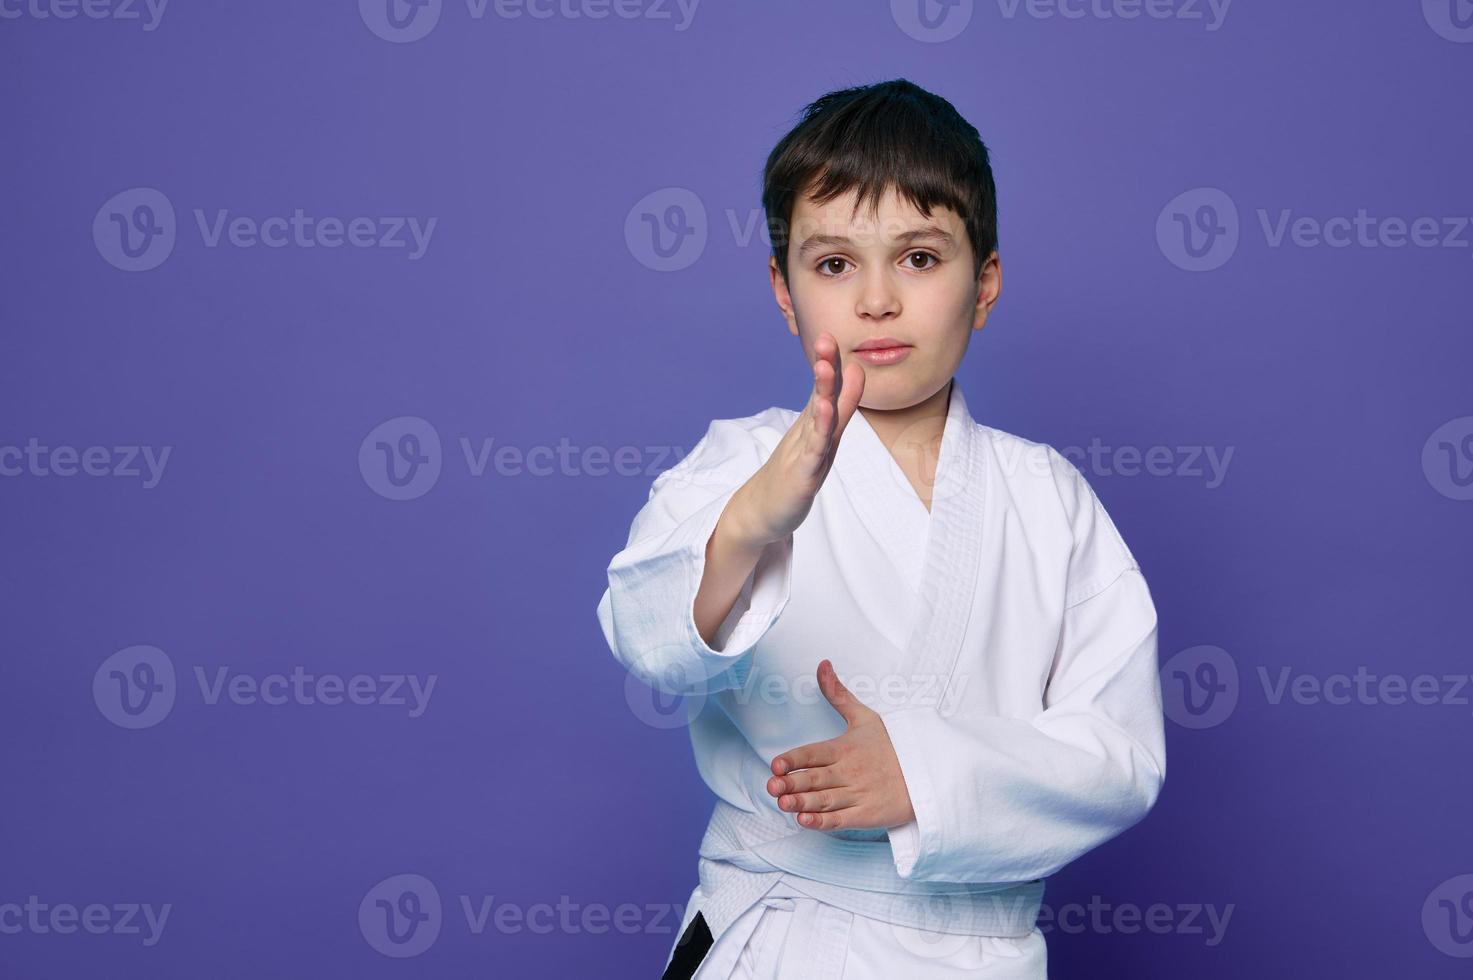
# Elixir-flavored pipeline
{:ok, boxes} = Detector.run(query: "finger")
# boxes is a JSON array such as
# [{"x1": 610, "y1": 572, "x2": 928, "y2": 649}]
[
  {"x1": 795, "y1": 347, "x2": 830, "y2": 433},
  {"x1": 814, "y1": 331, "x2": 839, "y2": 376},
  {"x1": 772, "y1": 740, "x2": 841, "y2": 776},
  {"x1": 815, "y1": 337, "x2": 842, "y2": 429},
  {"x1": 816, "y1": 659, "x2": 870, "y2": 726},
  {"x1": 779, "y1": 786, "x2": 856, "y2": 814},
  {"x1": 768, "y1": 763, "x2": 843, "y2": 798},
  {"x1": 798, "y1": 354, "x2": 820, "y2": 418},
  {"x1": 795, "y1": 384, "x2": 833, "y2": 475},
  {"x1": 810, "y1": 358, "x2": 834, "y2": 436},
  {"x1": 831, "y1": 359, "x2": 867, "y2": 442},
  {"x1": 796, "y1": 806, "x2": 864, "y2": 831},
  {"x1": 816, "y1": 332, "x2": 841, "y2": 401},
  {"x1": 798, "y1": 335, "x2": 833, "y2": 417}
]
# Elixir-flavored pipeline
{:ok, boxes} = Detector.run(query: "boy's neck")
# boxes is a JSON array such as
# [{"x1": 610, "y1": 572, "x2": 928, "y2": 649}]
[{"x1": 857, "y1": 378, "x2": 953, "y2": 456}]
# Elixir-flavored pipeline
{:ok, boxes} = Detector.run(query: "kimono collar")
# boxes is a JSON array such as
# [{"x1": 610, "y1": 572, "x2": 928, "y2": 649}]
[
  {"x1": 831, "y1": 377, "x2": 988, "y2": 703},
  {"x1": 835, "y1": 377, "x2": 977, "y2": 515}
]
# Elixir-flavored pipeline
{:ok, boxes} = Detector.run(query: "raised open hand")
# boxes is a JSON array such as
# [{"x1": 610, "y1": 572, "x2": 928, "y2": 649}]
[{"x1": 730, "y1": 332, "x2": 866, "y2": 547}]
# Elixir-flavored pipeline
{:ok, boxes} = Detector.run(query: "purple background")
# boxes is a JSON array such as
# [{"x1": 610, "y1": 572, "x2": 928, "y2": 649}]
[{"x1": 3, "y1": 1, "x2": 1472, "y2": 976}]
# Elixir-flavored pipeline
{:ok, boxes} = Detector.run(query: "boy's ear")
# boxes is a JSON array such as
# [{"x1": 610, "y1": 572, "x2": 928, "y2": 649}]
[
  {"x1": 769, "y1": 255, "x2": 800, "y2": 336},
  {"x1": 973, "y1": 250, "x2": 1002, "y2": 331}
]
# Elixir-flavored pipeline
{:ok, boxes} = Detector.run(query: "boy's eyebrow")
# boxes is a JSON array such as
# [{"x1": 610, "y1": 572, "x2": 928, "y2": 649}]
[{"x1": 796, "y1": 226, "x2": 957, "y2": 258}]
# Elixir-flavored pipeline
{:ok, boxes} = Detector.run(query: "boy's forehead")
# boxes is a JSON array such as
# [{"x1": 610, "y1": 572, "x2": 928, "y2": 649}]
[{"x1": 788, "y1": 185, "x2": 963, "y2": 245}]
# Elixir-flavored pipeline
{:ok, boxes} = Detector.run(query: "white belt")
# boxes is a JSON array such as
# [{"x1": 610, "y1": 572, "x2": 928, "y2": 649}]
[
  {"x1": 694, "y1": 877, "x2": 856, "y2": 980},
  {"x1": 695, "y1": 799, "x2": 1045, "y2": 945}
]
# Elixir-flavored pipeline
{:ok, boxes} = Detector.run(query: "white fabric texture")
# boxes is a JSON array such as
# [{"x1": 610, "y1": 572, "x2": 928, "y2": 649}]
[
  {"x1": 599, "y1": 379, "x2": 1165, "y2": 973},
  {"x1": 666, "y1": 876, "x2": 1048, "y2": 980}
]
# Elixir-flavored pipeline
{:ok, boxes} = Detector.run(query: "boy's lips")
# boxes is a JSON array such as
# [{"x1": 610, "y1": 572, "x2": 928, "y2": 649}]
[
  {"x1": 853, "y1": 339, "x2": 913, "y2": 365},
  {"x1": 854, "y1": 337, "x2": 909, "y2": 351}
]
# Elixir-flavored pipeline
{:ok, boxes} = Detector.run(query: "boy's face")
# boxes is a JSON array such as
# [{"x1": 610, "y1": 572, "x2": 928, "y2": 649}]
[{"x1": 769, "y1": 183, "x2": 1000, "y2": 412}]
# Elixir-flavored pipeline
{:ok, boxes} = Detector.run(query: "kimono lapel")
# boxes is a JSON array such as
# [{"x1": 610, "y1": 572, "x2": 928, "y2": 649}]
[
  {"x1": 904, "y1": 380, "x2": 987, "y2": 710},
  {"x1": 832, "y1": 379, "x2": 988, "y2": 709},
  {"x1": 832, "y1": 395, "x2": 933, "y2": 593}
]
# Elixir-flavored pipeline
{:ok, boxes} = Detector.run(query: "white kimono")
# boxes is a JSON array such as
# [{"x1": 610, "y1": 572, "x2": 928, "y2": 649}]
[{"x1": 596, "y1": 379, "x2": 1165, "y2": 978}]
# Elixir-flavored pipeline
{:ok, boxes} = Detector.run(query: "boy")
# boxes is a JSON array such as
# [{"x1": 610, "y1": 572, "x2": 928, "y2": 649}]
[{"x1": 596, "y1": 78, "x2": 1166, "y2": 978}]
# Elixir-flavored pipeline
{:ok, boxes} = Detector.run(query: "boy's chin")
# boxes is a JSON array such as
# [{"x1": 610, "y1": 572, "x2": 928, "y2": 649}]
[
  {"x1": 859, "y1": 393, "x2": 926, "y2": 413},
  {"x1": 856, "y1": 378, "x2": 933, "y2": 413}
]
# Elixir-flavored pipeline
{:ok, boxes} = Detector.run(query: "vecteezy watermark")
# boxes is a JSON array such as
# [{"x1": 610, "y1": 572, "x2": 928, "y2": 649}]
[
  {"x1": 889, "y1": 0, "x2": 974, "y2": 43},
  {"x1": 1157, "y1": 187, "x2": 1473, "y2": 272},
  {"x1": 1057, "y1": 439, "x2": 1233, "y2": 489},
  {"x1": 633, "y1": 187, "x2": 1014, "y2": 273},
  {"x1": 984, "y1": 434, "x2": 1236, "y2": 489},
  {"x1": 0, "y1": 897, "x2": 172, "y2": 947},
  {"x1": 1424, "y1": 874, "x2": 1473, "y2": 957},
  {"x1": 885, "y1": 890, "x2": 1233, "y2": 961},
  {"x1": 0, "y1": 439, "x2": 171, "y2": 489},
  {"x1": 357, "y1": 0, "x2": 700, "y2": 43},
  {"x1": 1161, "y1": 644, "x2": 1473, "y2": 729},
  {"x1": 1423, "y1": 0, "x2": 1473, "y2": 43},
  {"x1": 992, "y1": 0, "x2": 1231, "y2": 29},
  {"x1": 1422, "y1": 416, "x2": 1473, "y2": 501},
  {"x1": 0, "y1": 0, "x2": 168, "y2": 30},
  {"x1": 360, "y1": 874, "x2": 442, "y2": 958},
  {"x1": 359, "y1": 417, "x2": 443, "y2": 501},
  {"x1": 456, "y1": 436, "x2": 688, "y2": 479},
  {"x1": 93, "y1": 187, "x2": 437, "y2": 272},
  {"x1": 726, "y1": 670, "x2": 973, "y2": 715},
  {"x1": 619, "y1": 645, "x2": 722, "y2": 732},
  {"x1": 891, "y1": 0, "x2": 1231, "y2": 42},
  {"x1": 621, "y1": 186, "x2": 860, "y2": 273},
  {"x1": 628, "y1": 188, "x2": 978, "y2": 272},
  {"x1": 358, "y1": 415, "x2": 693, "y2": 501},
  {"x1": 622, "y1": 658, "x2": 976, "y2": 731},
  {"x1": 1257, "y1": 667, "x2": 1473, "y2": 711},
  {"x1": 1155, "y1": 188, "x2": 1239, "y2": 272},
  {"x1": 1160, "y1": 644, "x2": 1238, "y2": 730},
  {"x1": 1037, "y1": 896, "x2": 1233, "y2": 946},
  {"x1": 624, "y1": 187, "x2": 708, "y2": 272},
  {"x1": 358, "y1": 873, "x2": 686, "y2": 957},
  {"x1": 92, "y1": 645, "x2": 437, "y2": 729}
]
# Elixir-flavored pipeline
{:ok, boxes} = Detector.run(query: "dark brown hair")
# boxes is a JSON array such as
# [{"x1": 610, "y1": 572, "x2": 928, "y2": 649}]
[{"x1": 761, "y1": 78, "x2": 998, "y2": 283}]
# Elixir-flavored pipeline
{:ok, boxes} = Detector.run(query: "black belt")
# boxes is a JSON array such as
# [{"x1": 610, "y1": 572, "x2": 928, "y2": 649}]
[{"x1": 660, "y1": 910, "x2": 714, "y2": 979}]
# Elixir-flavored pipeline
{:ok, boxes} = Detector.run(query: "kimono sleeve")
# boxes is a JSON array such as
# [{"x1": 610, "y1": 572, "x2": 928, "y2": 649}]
[
  {"x1": 595, "y1": 417, "x2": 794, "y2": 697},
  {"x1": 882, "y1": 448, "x2": 1166, "y2": 884}
]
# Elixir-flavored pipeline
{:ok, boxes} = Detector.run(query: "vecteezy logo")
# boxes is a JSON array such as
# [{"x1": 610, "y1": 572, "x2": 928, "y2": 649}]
[
  {"x1": 1423, "y1": 0, "x2": 1473, "y2": 42},
  {"x1": 890, "y1": 0, "x2": 973, "y2": 42},
  {"x1": 622, "y1": 645, "x2": 714, "y2": 730},
  {"x1": 886, "y1": 892, "x2": 974, "y2": 960},
  {"x1": 624, "y1": 188, "x2": 707, "y2": 272},
  {"x1": 1422, "y1": 416, "x2": 1473, "y2": 501},
  {"x1": 1160, "y1": 644, "x2": 1237, "y2": 729},
  {"x1": 1156, "y1": 187, "x2": 1239, "y2": 272},
  {"x1": 359, "y1": 873, "x2": 442, "y2": 957},
  {"x1": 93, "y1": 188, "x2": 176, "y2": 272},
  {"x1": 1423, "y1": 874, "x2": 1473, "y2": 957},
  {"x1": 359, "y1": 417, "x2": 442, "y2": 500},
  {"x1": 93, "y1": 645, "x2": 177, "y2": 729},
  {"x1": 359, "y1": 0, "x2": 442, "y2": 42}
]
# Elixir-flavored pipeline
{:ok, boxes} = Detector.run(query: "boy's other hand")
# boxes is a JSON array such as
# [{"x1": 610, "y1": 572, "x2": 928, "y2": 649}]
[
  {"x1": 728, "y1": 332, "x2": 865, "y2": 547},
  {"x1": 765, "y1": 659, "x2": 916, "y2": 832}
]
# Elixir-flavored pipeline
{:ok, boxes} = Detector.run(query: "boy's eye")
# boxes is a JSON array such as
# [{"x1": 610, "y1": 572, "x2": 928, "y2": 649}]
[{"x1": 816, "y1": 252, "x2": 939, "y2": 277}]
